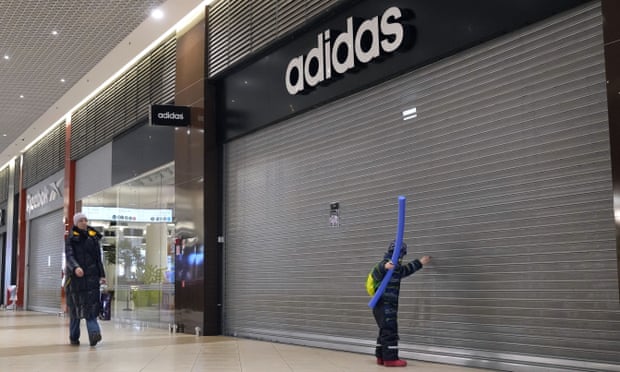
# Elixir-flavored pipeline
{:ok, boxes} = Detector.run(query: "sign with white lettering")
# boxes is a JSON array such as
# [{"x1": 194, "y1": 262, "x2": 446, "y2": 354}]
[
  {"x1": 26, "y1": 177, "x2": 64, "y2": 215},
  {"x1": 82, "y1": 206, "x2": 173, "y2": 223},
  {"x1": 150, "y1": 104, "x2": 191, "y2": 127},
  {"x1": 285, "y1": 7, "x2": 411, "y2": 95}
]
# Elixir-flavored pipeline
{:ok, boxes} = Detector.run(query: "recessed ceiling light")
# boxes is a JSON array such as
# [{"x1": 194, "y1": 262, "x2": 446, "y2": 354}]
[
  {"x1": 51, "y1": 30, "x2": 58, "y2": 36},
  {"x1": 3, "y1": 55, "x2": 9, "y2": 60},
  {"x1": 19, "y1": 95, "x2": 24, "y2": 98},
  {"x1": 2, "y1": 134, "x2": 6, "y2": 137},
  {"x1": 60, "y1": 78, "x2": 66, "y2": 83},
  {"x1": 151, "y1": 8, "x2": 164, "y2": 19}
]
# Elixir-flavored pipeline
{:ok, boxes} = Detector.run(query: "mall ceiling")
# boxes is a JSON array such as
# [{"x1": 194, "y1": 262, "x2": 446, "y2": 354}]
[{"x1": 0, "y1": 0, "x2": 169, "y2": 166}]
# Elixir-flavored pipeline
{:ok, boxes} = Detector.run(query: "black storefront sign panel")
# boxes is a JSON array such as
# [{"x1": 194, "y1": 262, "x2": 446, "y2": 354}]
[
  {"x1": 216, "y1": 0, "x2": 588, "y2": 142},
  {"x1": 150, "y1": 104, "x2": 191, "y2": 127}
]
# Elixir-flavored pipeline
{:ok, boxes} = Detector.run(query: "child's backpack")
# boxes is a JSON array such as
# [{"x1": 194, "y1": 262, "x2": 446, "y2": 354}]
[{"x1": 366, "y1": 269, "x2": 380, "y2": 296}]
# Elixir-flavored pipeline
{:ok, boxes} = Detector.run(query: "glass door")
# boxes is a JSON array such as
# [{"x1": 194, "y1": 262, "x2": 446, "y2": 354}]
[{"x1": 81, "y1": 163, "x2": 175, "y2": 328}]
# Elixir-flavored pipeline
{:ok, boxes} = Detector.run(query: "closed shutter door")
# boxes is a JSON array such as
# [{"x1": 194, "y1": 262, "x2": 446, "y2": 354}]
[
  {"x1": 27, "y1": 209, "x2": 64, "y2": 313},
  {"x1": 224, "y1": 3, "x2": 619, "y2": 370}
]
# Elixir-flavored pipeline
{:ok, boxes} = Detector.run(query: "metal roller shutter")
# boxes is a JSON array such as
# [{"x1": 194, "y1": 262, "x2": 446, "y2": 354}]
[
  {"x1": 223, "y1": 3, "x2": 619, "y2": 371},
  {"x1": 27, "y1": 209, "x2": 65, "y2": 313}
]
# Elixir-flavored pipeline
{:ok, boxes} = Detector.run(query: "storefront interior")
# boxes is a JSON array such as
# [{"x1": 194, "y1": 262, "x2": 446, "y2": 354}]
[{"x1": 80, "y1": 162, "x2": 175, "y2": 328}]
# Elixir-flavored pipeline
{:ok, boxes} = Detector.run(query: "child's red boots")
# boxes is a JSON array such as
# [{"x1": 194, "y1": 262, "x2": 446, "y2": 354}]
[{"x1": 377, "y1": 358, "x2": 408, "y2": 367}]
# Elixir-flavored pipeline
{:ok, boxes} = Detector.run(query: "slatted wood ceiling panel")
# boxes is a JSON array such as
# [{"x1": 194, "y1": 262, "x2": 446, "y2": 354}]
[
  {"x1": 23, "y1": 123, "x2": 65, "y2": 189},
  {"x1": 207, "y1": 0, "x2": 342, "y2": 77},
  {"x1": 71, "y1": 37, "x2": 176, "y2": 160},
  {"x1": 0, "y1": 167, "x2": 10, "y2": 203}
]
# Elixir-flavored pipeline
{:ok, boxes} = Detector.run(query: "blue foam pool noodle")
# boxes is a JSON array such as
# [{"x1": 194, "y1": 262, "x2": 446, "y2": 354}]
[{"x1": 368, "y1": 195, "x2": 406, "y2": 308}]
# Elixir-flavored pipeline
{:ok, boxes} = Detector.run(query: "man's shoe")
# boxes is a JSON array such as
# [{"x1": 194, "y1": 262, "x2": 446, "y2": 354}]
[
  {"x1": 70, "y1": 339, "x2": 80, "y2": 346},
  {"x1": 383, "y1": 359, "x2": 407, "y2": 367},
  {"x1": 89, "y1": 333, "x2": 102, "y2": 346},
  {"x1": 376, "y1": 357, "x2": 384, "y2": 365}
]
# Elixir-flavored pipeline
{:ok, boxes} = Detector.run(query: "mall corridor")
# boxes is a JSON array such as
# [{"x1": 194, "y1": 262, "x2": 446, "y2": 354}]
[{"x1": 0, "y1": 310, "x2": 495, "y2": 372}]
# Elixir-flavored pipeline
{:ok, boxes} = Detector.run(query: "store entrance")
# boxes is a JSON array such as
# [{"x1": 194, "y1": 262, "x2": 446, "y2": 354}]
[{"x1": 81, "y1": 163, "x2": 175, "y2": 328}]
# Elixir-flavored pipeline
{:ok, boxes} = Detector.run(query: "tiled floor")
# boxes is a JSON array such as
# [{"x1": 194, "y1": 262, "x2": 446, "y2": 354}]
[{"x1": 0, "y1": 310, "x2": 495, "y2": 372}]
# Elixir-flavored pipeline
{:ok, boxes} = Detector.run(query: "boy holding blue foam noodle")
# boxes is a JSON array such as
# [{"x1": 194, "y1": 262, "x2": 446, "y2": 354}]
[{"x1": 368, "y1": 241, "x2": 431, "y2": 367}]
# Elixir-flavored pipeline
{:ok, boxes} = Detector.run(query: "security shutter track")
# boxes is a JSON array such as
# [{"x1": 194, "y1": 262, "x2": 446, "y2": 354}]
[
  {"x1": 27, "y1": 209, "x2": 64, "y2": 313},
  {"x1": 223, "y1": 3, "x2": 620, "y2": 371}
]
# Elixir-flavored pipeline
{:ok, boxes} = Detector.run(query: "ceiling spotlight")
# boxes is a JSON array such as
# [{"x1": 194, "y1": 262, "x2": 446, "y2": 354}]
[
  {"x1": 3, "y1": 55, "x2": 9, "y2": 60},
  {"x1": 19, "y1": 95, "x2": 24, "y2": 98},
  {"x1": 60, "y1": 78, "x2": 66, "y2": 83},
  {"x1": 51, "y1": 30, "x2": 58, "y2": 36},
  {"x1": 151, "y1": 8, "x2": 164, "y2": 19}
]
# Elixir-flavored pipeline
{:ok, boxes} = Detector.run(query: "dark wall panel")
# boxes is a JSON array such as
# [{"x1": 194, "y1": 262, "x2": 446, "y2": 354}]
[
  {"x1": 111, "y1": 123, "x2": 175, "y2": 185},
  {"x1": 174, "y1": 15, "x2": 212, "y2": 335}
]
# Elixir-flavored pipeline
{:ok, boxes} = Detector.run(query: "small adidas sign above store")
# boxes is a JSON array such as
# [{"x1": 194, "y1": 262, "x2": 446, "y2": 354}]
[{"x1": 150, "y1": 104, "x2": 191, "y2": 127}]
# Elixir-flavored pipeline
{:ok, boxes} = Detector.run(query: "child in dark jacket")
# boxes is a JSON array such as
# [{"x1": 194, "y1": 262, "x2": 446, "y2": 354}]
[{"x1": 370, "y1": 241, "x2": 431, "y2": 367}]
